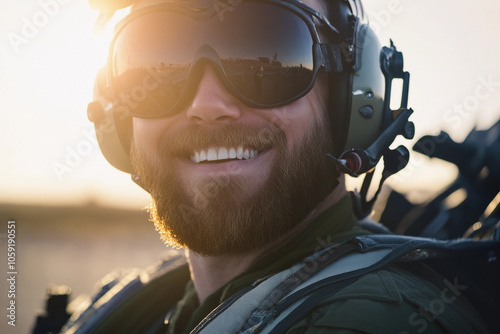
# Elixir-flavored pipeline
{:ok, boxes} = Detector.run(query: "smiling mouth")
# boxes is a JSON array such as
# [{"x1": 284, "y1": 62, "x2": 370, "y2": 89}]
[{"x1": 190, "y1": 146, "x2": 260, "y2": 163}]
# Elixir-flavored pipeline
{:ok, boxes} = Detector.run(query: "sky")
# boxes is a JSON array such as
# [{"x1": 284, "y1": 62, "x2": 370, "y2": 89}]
[{"x1": 1, "y1": 0, "x2": 500, "y2": 209}]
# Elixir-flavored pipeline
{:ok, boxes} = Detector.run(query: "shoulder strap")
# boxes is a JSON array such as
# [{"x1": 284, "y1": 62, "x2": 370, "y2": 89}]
[
  {"x1": 62, "y1": 252, "x2": 189, "y2": 334},
  {"x1": 190, "y1": 235, "x2": 500, "y2": 334},
  {"x1": 264, "y1": 235, "x2": 500, "y2": 334},
  {"x1": 190, "y1": 241, "x2": 360, "y2": 334}
]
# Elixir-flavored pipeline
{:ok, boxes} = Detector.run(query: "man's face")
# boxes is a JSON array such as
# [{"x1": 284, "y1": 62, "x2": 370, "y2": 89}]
[{"x1": 130, "y1": 0, "x2": 339, "y2": 256}]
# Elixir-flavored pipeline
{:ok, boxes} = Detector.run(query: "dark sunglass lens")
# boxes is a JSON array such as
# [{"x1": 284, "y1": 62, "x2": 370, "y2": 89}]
[
  {"x1": 111, "y1": 13, "x2": 195, "y2": 116},
  {"x1": 218, "y1": 3, "x2": 315, "y2": 106},
  {"x1": 110, "y1": 3, "x2": 316, "y2": 116},
  {"x1": 112, "y1": 66, "x2": 188, "y2": 117}
]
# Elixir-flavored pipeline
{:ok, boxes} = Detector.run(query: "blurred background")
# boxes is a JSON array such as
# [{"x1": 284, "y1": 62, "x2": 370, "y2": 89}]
[{"x1": 0, "y1": 0, "x2": 500, "y2": 333}]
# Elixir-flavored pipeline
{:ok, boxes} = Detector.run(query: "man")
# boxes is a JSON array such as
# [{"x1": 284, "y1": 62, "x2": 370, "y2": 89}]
[{"x1": 61, "y1": 0, "x2": 490, "y2": 333}]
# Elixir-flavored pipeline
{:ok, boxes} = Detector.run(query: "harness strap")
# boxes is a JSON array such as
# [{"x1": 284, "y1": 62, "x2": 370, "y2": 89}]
[
  {"x1": 261, "y1": 235, "x2": 500, "y2": 334},
  {"x1": 266, "y1": 277, "x2": 359, "y2": 334},
  {"x1": 257, "y1": 248, "x2": 393, "y2": 334},
  {"x1": 238, "y1": 242, "x2": 359, "y2": 333},
  {"x1": 191, "y1": 235, "x2": 499, "y2": 334},
  {"x1": 192, "y1": 242, "x2": 359, "y2": 334}
]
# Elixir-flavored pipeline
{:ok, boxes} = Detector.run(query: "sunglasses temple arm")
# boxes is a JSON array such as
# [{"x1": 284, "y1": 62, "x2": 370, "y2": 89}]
[
  {"x1": 319, "y1": 44, "x2": 344, "y2": 73},
  {"x1": 292, "y1": 0, "x2": 340, "y2": 34}
]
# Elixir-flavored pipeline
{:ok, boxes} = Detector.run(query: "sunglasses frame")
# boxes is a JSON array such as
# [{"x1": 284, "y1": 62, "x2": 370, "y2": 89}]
[{"x1": 107, "y1": 0, "x2": 344, "y2": 118}]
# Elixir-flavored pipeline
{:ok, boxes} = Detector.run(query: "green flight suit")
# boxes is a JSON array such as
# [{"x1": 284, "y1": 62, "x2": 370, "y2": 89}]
[{"x1": 165, "y1": 194, "x2": 489, "y2": 334}]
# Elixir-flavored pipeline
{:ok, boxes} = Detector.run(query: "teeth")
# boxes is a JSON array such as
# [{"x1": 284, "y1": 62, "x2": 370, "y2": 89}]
[
  {"x1": 200, "y1": 150, "x2": 207, "y2": 162},
  {"x1": 236, "y1": 146, "x2": 244, "y2": 159},
  {"x1": 190, "y1": 146, "x2": 260, "y2": 163},
  {"x1": 218, "y1": 147, "x2": 228, "y2": 160},
  {"x1": 207, "y1": 148, "x2": 217, "y2": 161}
]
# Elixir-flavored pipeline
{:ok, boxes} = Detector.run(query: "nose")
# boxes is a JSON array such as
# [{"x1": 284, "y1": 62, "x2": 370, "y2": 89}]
[{"x1": 185, "y1": 65, "x2": 242, "y2": 124}]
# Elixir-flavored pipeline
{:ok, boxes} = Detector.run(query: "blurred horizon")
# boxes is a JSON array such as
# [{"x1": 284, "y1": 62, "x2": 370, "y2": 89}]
[{"x1": 0, "y1": 199, "x2": 170, "y2": 334}]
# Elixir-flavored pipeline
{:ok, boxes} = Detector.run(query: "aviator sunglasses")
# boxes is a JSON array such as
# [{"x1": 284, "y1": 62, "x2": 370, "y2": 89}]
[{"x1": 108, "y1": 0, "x2": 344, "y2": 118}]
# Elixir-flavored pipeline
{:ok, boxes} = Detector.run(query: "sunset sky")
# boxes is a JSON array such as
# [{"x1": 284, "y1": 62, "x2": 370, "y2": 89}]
[{"x1": 1, "y1": 0, "x2": 500, "y2": 209}]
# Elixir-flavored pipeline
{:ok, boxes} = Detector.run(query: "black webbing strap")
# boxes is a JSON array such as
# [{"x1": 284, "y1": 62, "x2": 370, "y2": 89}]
[
  {"x1": 320, "y1": 43, "x2": 344, "y2": 73},
  {"x1": 239, "y1": 242, "x2": 359, "y2": 333},
  {"x1": 267, "y1": 277, "x2": 360, "y2": 334}
]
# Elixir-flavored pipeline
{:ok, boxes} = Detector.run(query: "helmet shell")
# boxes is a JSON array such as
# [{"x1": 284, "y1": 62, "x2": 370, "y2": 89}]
[{"x1": 344, "y1": 25, "x2": 385, "y2": 150}]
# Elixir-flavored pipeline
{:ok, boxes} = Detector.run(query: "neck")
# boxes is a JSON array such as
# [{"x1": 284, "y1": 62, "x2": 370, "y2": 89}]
[{"x1": 188, "y1": 176, "x2": 347, "y2": 304}]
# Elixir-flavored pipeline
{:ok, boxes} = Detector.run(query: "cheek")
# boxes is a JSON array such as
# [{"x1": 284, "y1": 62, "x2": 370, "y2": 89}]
[
  {"x1": 311, "y1": 73, "x2": 330, "y2": 115},
  {"x1": 132, "y1": 117, "x2": 173, "y2": 153},
  {"x1": 280, "y1": 90, "x2": 329, "y2": 150},
  {"x1": 276, "y1": 105, "x2": 312, "y2": 152}
]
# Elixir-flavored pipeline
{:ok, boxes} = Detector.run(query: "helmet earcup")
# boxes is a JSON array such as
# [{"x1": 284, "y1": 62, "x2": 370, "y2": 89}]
[
  {"x1": 88, "y1": 67, "x2": 134, "y2": 173},
  {"x1": 343, "y1": 24, "x2": 385, "y2": 151},
  {"x1": 325, "y1": 1, "x2": 385, "y2": 155}
]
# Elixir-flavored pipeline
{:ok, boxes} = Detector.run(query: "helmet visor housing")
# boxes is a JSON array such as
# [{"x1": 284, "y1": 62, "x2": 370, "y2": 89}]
[{"x1": 108, "y1": 0, "x2": 342, "y2": 118}]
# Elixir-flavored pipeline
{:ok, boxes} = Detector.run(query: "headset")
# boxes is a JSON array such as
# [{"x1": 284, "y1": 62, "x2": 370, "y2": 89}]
[{"x1": 87, "y1": 0, "x2": 414, "y2": 214}]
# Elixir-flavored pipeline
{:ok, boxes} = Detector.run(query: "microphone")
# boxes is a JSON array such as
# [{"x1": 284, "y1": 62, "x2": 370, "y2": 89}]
[{"x1": 328, "y1": 108, "x2": 414, "y2": 177}]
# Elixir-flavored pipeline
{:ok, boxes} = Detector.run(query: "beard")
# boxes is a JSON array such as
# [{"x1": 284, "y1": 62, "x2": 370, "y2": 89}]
[{"x1": 130, "y1": 119, "x2": 339, "y2": 256}]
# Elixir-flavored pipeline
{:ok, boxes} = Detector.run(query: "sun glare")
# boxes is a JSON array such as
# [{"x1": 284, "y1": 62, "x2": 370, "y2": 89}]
[
  {"x1": 0, "y1": 0, "x2": 499, "y2": 209},
  {"x1": 0, "y1": 1, "x2": 148, "y2": 208}
]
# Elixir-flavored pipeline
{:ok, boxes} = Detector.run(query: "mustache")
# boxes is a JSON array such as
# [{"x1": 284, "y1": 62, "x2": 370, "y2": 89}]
[{"x1": 158, "y1": 123, "x2": 287, "y2": 157}]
